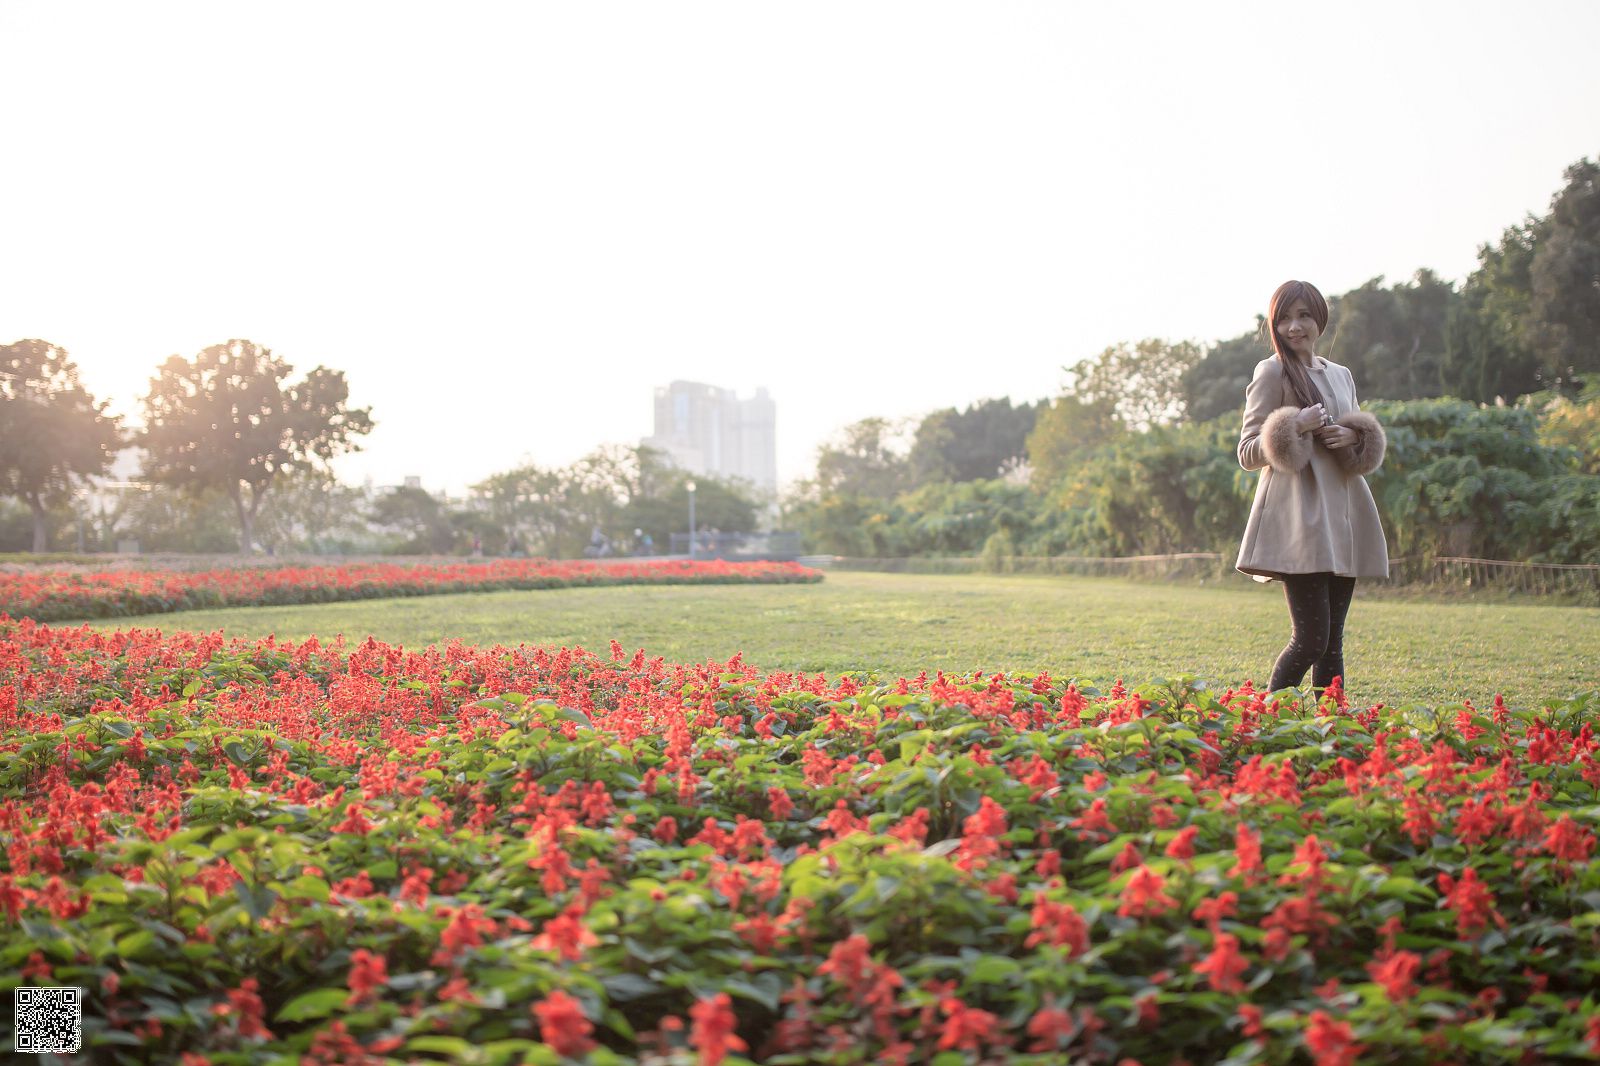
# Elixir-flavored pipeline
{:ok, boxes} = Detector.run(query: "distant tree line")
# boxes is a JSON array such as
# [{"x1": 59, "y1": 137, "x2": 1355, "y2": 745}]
[
  {"x1": 7, "y1": 154, "x2": 1595, "y2": 563},
  {"x1": 785, "y1": 154, "x2": 1600, "y2": 565},
  {"x1": 0, "y1": 337, "x2": 763, "y2": 557}
]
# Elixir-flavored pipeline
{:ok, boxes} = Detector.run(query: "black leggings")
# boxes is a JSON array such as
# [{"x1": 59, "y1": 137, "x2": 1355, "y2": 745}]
[{"x1": 1269, "y1": 572, "x2": 1356, "y2": 695}]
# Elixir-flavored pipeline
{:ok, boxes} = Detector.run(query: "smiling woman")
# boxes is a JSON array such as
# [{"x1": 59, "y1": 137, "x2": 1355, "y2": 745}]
[{"x1": 1236, "y1": 280, "x2": 1390, "y2": 701}]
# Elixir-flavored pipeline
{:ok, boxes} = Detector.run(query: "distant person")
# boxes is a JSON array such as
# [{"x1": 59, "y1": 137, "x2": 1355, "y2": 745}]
[
  {"x1": 639, "y1": 531, "x2": 654, "y2": 556},
  {"x1": 1235, "y1": 280, "x2": 1389, "y2": 699}
]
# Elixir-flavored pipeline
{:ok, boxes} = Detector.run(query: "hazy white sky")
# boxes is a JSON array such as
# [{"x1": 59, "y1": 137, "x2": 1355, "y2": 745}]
[{"x1": 3, "y1": 1, "x2": 1597, "y2": 496}]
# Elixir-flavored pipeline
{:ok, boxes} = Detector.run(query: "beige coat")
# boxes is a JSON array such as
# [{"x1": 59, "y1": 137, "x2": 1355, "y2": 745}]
[{"x1": 1235, "y1": 355, "x2": 1390, "y2": 582}]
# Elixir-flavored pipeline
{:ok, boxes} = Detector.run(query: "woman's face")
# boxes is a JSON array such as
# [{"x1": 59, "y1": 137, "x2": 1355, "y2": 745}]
[{"x1": 1275, "y1": 300, "x2": 1321, "y2": 358}]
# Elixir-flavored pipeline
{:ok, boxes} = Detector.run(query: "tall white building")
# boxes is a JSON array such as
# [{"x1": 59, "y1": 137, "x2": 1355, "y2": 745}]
[{"x1": 641, "y1": 380, "x2": 777, "y2": 497}]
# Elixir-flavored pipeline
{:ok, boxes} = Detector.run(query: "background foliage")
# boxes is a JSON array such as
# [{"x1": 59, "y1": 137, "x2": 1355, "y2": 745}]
[{"x1": 787, "y1": 154, "x2": 1600, "y2": 564}]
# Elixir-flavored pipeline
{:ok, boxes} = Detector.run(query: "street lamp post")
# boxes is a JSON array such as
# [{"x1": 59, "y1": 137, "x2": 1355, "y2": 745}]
[{"x1": 686, "y1": 480, "x2": 696, "y2": 560}]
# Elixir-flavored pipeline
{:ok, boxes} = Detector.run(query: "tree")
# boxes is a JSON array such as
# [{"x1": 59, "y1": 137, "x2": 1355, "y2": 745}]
[
  {"x1": 1444, "y1": 216, "x2": 1546, "y2": 404},
  {"x1": 0, "y1": 340, "x2": 124, "y2": 551},
  {"x1": 471, "y1": 446, "x2": 760, "y2": 558},
  {"x1": 1023, "y1": 393, "x2": 1122, "y2": 490},
  {"x1": 255, "y1": 471, "x2": 372, "y2": 553},
  {"x1": 1065, "y1": 338, "x2": 1203, "y2": 429},
  {"x1": 1324, "y1": 271, "x2": 1454, "y2": 401},
  {"x1": 813, "y1": 417, "x2": 911, "y2": 499},
  {"x1": 140, "y1": 340, "x2": 374, "y2": 552},
  {"x1": 907, "y1": 398, "x2": 1041, "y2": 487},
  {"x1": 1444, "y1": 156, "x2": 1600, "y2": 403},
  {"x1": 1181, "y1": 326, "x2": 1271, "y2": 425},
  {"x1": 1528, "y1": 156, "x2": 1600, "y2": 388},
  {"x1": 103, "y1": 485, "x2": 243, "y2": 554},
  {"x1": 369, "y1": 485, "x2": 458, "y2": 555}
]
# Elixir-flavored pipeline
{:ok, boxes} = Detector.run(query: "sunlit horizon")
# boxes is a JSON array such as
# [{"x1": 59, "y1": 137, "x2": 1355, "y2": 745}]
[{"x1": 3, "y1": 0, "x2": 1597, "y2": 497}]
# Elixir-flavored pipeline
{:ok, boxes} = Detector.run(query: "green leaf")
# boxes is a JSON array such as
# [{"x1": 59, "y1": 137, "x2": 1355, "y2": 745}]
[
  {"x1": 899, "y1": 729, "x2": 933, "y2": 762},
  {"x1": 234, "y1": 882, "x2": 280, "y2": 921},
  {"x1": 275, "y1": 987, "x2": 349, "y2": 1022},
  {"x1": 1377, "y1": 875, "x2": 1435, "y2": 901},
  {"x1": 115, "y1": 929, "x2": 157, "y2": 959},
  {"x1": 966, "y1": 955, "x2": 1021, "y2": 985},
  {"x1": 285, "y1": 875, "x2": 330, "y2": 903},
  {"x1": 602, "y1": 973, "x2": 662, "y2": 1002},
  {"x1": 406, "y1": 1035, "x2": 479, "y2": 1056},
  {"x1": 724, "y1": 974, "x2": 782, "y2": 1012}
]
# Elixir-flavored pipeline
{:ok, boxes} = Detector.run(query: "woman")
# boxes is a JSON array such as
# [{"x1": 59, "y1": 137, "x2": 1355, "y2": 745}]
[{"x1": 1236, "y1": 280, "x2": 1389, "y2": 697}]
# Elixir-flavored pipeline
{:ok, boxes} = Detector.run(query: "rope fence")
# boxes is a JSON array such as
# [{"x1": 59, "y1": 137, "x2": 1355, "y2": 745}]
[{"x1": 823, "y1": 553, "x2": 1600, "y2": 599}]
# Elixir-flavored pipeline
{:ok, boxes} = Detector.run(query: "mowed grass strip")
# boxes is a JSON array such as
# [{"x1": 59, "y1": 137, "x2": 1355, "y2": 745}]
[{"x1": 82, "y1": 570, "x2": 1598, "y2": 708}]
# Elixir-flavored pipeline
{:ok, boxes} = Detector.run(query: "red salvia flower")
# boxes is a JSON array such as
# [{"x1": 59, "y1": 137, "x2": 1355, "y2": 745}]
[
  {"x1": 963, "y1": 795, "x2": 1009, "y2": 840},
  {"x1": 1027, "y1": 1005, "x2": 1075, "y2": 1052},
  {"x1": 1366, "y1": 950, "x2": 1422, "y2": 1002},
  {"x1": 532, "y1": 990, "x2": 596, "y2": 1058},
  {"x1": 345, "y1": 948, "x2": 388, "y2": 1007},
  {"x1": 1117, "y1": 865, "x2": 1178, "y2": 920},
  {"x1": 1192, "y1": 890, "x2": 1238, "y2": 933},
  {"x1": 1438, "y1": 867, "x2": 1501, "y2": 938},
  {"x1": 689, "y1": 992, "x2": 748, "y2": 1066},
  {"x1": 818, "y1": 933, "x2": 874, "y2": 1000},
  {"x1": 1164, "y1": 825, "x2": 1198, "y2": 861},
  {"x1": 1231, "y1": 822, "x2": 1263, "y2": 883},
  {"x1": 937, "y1": 1001, "x2": 1001, "y2": 1052},
  {"x1": 1304, "y1": 1010, "x2": 1361, "y2": 1066},
  {"x1": 531, "y1": 904, "x2": 598, "y2": 961},
  {"x1": 1109, "y1": 841, "x2": 1143, "y2": 875},
  {"x1": 1193, "y1": 932, "x2": 1249, "y2": 993},
  {"x1": 1542, "y1": 814, "x2": 1596, "y2": 866},
  {"x1": 1025, "y1": 892, "x2": 1090, "y2": 957}
]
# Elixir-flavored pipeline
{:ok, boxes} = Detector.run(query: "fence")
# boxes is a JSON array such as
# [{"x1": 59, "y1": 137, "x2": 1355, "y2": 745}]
[
  {"x1": 820, "y1": 553, "x2": 1600, "y2": 599},
  {"x1": 827, "y1": 553, "x2": 1232, "y2": 580},
  {"x1": 1398, "y1": 556, "x2": 1600, "y2": 597},
  {"x1": 666, "y1": 531, "x2": 804, "y2": 561}
]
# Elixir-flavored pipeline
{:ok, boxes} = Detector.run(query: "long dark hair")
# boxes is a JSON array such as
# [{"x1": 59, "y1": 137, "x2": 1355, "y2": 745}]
[{"x1": 1263, "y1": 280, "x2": 1329, "y2": 409}]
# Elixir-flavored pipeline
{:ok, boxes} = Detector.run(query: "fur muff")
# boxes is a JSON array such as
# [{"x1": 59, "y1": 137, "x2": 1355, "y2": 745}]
[
  {"x1": 1335, "y1": 411, "x2": 1386, "y2": 475},
  {"x1": 1261, "y1": 406, "x2": 1312, "y2": 474}
]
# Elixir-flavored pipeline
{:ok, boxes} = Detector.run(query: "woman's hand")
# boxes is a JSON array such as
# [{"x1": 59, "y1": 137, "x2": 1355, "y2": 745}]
[
  {"x1": 1294, "y1": 404, "x2": 1326, "y2": 432},
  {"x1": 1316, "y1": 423, "x2": 1359, "y2": 449}
]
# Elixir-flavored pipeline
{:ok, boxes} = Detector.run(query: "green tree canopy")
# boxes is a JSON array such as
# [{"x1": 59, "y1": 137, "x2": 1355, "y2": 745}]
[
  {"x1": 472, "y1": 445, "x2": 758, "y2": 558},
  {"x1": 1444, "y1": 216, "x2": 1545, "y2": 404},
  {"x1": 139, "y1": 339, "x2": 373, "y2": 552},
  {"x1": 369, "y1": 485, "x2": 458, "y2": 555},
  {"x1": 1181, "y1": 326, "x2": 1270, "y2": 425},
  {"x1": 0, "y1": 339, "x2": 123, "y2": 551},
  {"x1": 1064, "y1": 338, "x2": 1203, "y2": 430},
  {"x1": 1528, "y1": 156, "x2": 1600, "y2": 388},
  {"x1": 907, "y1": 398, "x2": 1041, "y2": 487},
  {"x1": 1023, "y1": 393, "x2": 1122, "y2": 491},
  {"x1": 1324, "y1": 270, "x2": 1454, "y2": 400},
  {"x1": 813, "y1": 417, "x2": 911, "y2": 500}
]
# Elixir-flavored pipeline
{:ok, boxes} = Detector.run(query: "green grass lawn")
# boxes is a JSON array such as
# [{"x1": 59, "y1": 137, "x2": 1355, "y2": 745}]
[{"x1": 80, "y1": 570, "x2": 1597, "y2": 709}]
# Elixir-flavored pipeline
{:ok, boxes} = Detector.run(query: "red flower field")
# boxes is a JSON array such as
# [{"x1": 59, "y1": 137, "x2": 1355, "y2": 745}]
[
  {"x1": 2, "y1": 614, "x2": 1598, "y2": 1062},
  {"x1": 0, "y1": 558, "x2": 822, "y2": 623}
]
